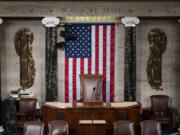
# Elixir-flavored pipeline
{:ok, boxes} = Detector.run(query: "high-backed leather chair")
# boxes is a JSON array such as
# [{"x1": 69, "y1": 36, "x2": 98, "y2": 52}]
[
  {"x1": 48, "y1": 120, "x2": 69, "y2": 135},
  {"x1": 113, "y1": 120, "x2": 135, "y2": 135},
  {"x1": 23, "y1": 121, "x2": 44, "y2": 135},
  {"x1": 150, "y1": 95, "x2": 173, "y2": 129},
  {"x1": 79, "y1": 74, "x2": 103, "y2": 101},
  {"x1": 140, "y1": 120, "x2": 162, "y2": 135},
  {"x1": 16, "y1": 98, "x2": 38, "y2": 134}
]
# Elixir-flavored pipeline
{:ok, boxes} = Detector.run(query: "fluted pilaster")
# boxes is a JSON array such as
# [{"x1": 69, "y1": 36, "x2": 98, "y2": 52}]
[
  {"x1": 122, "y1": 17, "x2": 140, "y2": 101},
  {"x1": 42, "y1": 17, "x2": 60, "y2": 101}
]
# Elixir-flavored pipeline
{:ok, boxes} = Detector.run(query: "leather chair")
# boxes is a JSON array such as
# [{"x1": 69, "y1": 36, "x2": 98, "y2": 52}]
[
  {"x1": 47, "y1": 120, "x2": 69, "y2": 135},
  {"x1": 79, "y1": 74, "x2": 103, "y2": 101},
  {"x1": 113, "y1": 120, "x2": 135, "y2": 135},
  {"x1": 23, "y1": 121, "x2": 44, "y2": 135},
  {"x1": 16, "y1": 98, "x2": 38, "y2": 134},
  {"x1": 140, "y1": 120, "x2": 162, "y2": 135},
  {"x1": 150, "y1": 95, "x2": 173, "y2": 129}
]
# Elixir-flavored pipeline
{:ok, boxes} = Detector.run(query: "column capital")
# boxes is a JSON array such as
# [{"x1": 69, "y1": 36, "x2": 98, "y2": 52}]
[
  {"x1": 121, "y1": 17, "x2": 140, "y2": 27},
  {"x1": 42, "y1": 17, "x2": 60, "y2": 27},
  {"x1": 0, "y1": 18, "x2": 3, "y2": 24}
]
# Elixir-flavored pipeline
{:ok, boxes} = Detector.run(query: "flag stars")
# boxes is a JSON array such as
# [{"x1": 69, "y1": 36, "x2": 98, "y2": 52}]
[{"x1": 65, "y1": 24, "x2": 91, "y2": 58}]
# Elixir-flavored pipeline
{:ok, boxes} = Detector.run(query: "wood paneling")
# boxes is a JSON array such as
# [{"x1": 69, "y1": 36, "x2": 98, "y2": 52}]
[{"x1": 42, "y1": 103, "x2": 141, "y2": 135}]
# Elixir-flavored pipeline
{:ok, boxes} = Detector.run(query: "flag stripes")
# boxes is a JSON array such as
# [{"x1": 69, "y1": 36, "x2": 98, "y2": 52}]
[{"x1": 65, "y1": 24, "x2": 115, "y2": 103}]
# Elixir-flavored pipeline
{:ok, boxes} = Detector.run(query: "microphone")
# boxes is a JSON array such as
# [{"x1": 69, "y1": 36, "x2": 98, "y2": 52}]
[
  {"x1": 91, "y1": 87, "x2": 96, "y2": 101},
  {"x1": 91, "y1": 87, "x2": 96, "y2": 123}
]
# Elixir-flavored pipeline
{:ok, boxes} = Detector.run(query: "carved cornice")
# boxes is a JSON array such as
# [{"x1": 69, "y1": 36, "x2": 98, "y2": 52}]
[
  {"x1": 42, "y1": 17, "x2": 60, "y2": 27},
  {"x1": 0, "y1": 2, "x2": 180, "y2": 17},
  {"x1": 0, "y1": 18, "x2": 3, "y2": 24},
  {"x1": 0, "y1": 0, "x2": 179, "y2": 2},
  {"x1": 121, "y1": 17, "x2": 140, "y2": 27}
]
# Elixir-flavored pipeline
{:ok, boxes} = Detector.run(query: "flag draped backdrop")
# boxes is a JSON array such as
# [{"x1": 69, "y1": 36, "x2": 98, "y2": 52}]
[{"x1": 65, "y1": 23, "x2": 115, "y2": 103}]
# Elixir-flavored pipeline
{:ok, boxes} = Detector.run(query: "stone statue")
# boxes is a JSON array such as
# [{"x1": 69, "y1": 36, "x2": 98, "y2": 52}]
[
  {"x1": 146, "y1": 28, "x2": 167, "y2": 90},
  {"x1": 14, "y1": 28, "x2": 35, "y2": 91}
]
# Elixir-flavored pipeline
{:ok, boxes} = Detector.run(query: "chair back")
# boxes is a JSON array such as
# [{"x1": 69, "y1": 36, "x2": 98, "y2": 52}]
[
  {"x1": 150, "y1": 95, "x2": 169, "y2": 116},
  {"x1": 23, "y1": 121, "x2": 44, "y2": 135},
  {"x1": 48, "y1": 120, "x2": 69, "y2": 135},
  {"x1": 79, "y1": 74, "x2": 103, "y2": 101},
  {"x1": 19, "y1": 98, "x2": 37, "y2": 115},
  {"x1": 113, "y1": 120, "x2": 135, "y2": 135},
  {"x1": 140, "y1": 120, "x2": 162, "y2": 135}
]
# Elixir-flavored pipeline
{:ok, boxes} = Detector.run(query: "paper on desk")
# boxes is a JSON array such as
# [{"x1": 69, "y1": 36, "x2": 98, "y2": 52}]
[
  {"x1": 79, "y1": 120, "x2": 106, "y2": 124},
  {"x1": 111, "y1": 102, "x2": 137, "y2": 107},
  {"x1": 45, "y1": 102, "x2": 72, "y2": 108}
]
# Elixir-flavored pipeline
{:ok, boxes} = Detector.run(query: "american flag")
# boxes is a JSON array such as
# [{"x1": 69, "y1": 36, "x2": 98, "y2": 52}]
[{"x1": 65, "y1": 23, "x2": 115, "y2": 103}]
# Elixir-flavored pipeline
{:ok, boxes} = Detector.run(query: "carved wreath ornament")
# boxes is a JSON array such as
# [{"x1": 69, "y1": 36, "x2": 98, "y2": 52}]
[
  {"x1": 14, "y1": 28, "x2": 35, "y2": 91},
  {"x1": 146, "y1": 28, "x2": 167, "y2": 90}
]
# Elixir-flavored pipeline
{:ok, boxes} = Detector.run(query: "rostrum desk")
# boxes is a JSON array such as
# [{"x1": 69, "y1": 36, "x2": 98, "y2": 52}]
[{"x1": 42, "y1": 102, "x2": 141, "y2": 135}]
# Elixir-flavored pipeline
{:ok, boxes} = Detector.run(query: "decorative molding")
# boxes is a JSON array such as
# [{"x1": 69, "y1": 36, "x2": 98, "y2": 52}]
[
  {"x1": 121, "y1": 17, "x2": 140, "y2": 27},
  {"x1": 42, "y1": 17, "x2": 60, "y2": 27},
  {"x1": 61, "y1": 16, "x2": 121, "y2": 23},
  {"x1": 0, "y1": 18, "x2": 3, "y2": 24},
  {"x1": 0, "y1": 0, "x2": 179, "y2": 1},
  {"x1": 1, "y1": 2, "x2": 180, "y2": 17}
]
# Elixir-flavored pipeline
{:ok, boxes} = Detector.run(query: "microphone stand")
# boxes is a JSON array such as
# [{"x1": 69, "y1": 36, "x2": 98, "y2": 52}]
[{"x1": 91, "y1": 87, "x2": 96, "y2": 123}]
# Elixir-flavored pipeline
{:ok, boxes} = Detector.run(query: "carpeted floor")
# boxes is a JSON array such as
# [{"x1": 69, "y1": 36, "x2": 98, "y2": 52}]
[{"x1": 162, "y1": 130, "x2": 178, "y2": 135}]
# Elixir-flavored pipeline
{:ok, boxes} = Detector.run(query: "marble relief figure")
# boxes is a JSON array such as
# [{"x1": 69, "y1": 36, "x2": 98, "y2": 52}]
[
  {"x1": 14, "y1": 28, "x2": 35, "y2": 91},
  {"x1": 146, "y1": 28, "x2": 167, "y2": 90}
]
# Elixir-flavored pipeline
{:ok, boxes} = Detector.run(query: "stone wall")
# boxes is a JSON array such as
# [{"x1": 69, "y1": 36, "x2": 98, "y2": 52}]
[
  {"x1": 0, "y1": 20, "x2": 46, "y2": 102},
  {"x1": 136, "y1": 19, "x2": 180, "y2": 124},
  {"x1": 0, "y1": 19, "x2": 180, "y2": 119},
  {"x1": 136, "y1": 19, "x2": 180, "y2": 112}
]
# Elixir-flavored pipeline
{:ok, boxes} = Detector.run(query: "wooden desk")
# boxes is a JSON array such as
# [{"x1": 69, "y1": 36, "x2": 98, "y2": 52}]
[
  {"x1": 42, "y1": 102, "x2": 141, "y2": 135},
  {"x1": 78, "y1": 120, "x2": 106, "y2": 135}
]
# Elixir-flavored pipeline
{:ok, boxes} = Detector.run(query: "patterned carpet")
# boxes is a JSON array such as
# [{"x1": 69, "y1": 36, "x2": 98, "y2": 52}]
[{"x1": 162, "y1": 130, "x2": 178, "y2": 135}]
